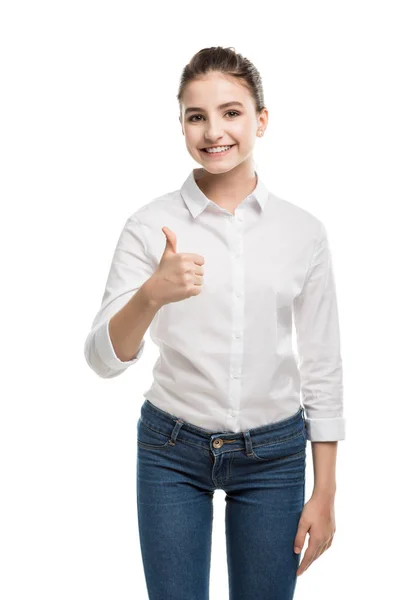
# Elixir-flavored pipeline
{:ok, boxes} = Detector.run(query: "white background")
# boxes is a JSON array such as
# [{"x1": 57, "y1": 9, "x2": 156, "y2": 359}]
[{"x1": 1, "y1": 0, "x2": 399, "y2": 598}]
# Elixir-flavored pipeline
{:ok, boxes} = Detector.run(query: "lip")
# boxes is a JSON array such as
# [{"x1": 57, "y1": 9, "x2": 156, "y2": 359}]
[{"x1": 200, "y1": 144, "x2": 236, "y2": 157}]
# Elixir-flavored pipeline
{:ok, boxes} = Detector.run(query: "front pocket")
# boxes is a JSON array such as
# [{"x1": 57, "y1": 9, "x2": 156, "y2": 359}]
[
  {"x1": 251, "y1": 430, "x2": 306, "y2": 462},
  {"x1": 137, "y1": 418, "x2": 171, "y2": 450}
]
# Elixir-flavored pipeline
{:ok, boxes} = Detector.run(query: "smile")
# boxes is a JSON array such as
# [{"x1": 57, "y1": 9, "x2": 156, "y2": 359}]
[{"x1": 200, "y1": 144, "x2": 236, "y2": 156}]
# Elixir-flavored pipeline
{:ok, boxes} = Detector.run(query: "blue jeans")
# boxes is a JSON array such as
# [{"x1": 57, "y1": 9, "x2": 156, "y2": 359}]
[{"x1": 136, "y1": 399, "x2": 307, "y2": 600}]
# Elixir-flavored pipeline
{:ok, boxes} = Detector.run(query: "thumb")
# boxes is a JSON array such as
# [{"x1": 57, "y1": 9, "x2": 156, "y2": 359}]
[
  {"x1": 294, "y1": 521, "x2": 308, "y2": 554},
  {"x1": 161, "y1": 226, "x2": 177, "y2": 256}
]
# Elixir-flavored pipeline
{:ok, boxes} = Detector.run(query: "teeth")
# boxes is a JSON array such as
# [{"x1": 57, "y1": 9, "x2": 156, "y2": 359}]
[{"x1": 204, "y1": 145, "x2": 232, "y2": 153}]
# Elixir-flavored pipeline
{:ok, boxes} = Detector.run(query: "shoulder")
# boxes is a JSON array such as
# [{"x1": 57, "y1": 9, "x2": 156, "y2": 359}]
[
  {"x1": 267, "y1": 190, "x2": 325, "y2": 240},
  {"x1": 127, "y1": 189, "x2": 182, "y2": 224}
]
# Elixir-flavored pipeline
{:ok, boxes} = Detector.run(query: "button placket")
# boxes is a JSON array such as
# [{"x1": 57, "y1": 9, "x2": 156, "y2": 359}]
[{"x1": 226, "y1": 211, "x2": 245, "y2": 430}]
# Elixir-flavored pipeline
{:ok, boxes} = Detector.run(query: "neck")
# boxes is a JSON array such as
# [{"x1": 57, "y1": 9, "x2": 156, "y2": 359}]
[{"x1": 194, "y1": 159, "x2": 257, "y2": 212}]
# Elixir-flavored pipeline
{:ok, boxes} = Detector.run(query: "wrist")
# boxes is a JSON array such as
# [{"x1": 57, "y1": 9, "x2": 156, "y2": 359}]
[
  {"x1": 141, "y1": 276, "x2": 164, "y2": 310},
  {"x1": 312, "y1": 485, "x2": 336, "y2": 501}
]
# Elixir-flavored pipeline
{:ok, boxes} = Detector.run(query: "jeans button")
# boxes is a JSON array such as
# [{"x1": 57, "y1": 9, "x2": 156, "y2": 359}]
[{"x1": 213, "y1": 438, "x2": 223, "y2": 448}]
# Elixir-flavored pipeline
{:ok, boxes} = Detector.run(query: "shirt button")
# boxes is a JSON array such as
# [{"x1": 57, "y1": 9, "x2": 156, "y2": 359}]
[
  {"x1": 234, "y1": 332, "x2": 241, "y2": 338},
  {"x1": 235, "y1": 291, "x2": 242, "y2": 297}
]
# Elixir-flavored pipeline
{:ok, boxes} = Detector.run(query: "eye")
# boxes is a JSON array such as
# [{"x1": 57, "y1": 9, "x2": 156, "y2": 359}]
[{"x1": 188, "y1": 110, "x2": 241, "y2": 122}]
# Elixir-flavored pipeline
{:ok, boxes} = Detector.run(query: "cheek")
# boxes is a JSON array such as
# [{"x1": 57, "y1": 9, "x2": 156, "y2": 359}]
[
  {"x1": 233, "y1": 119, "x2": 255, "y2": 141},
  {"x1": 184, "y1": 136, "x2": 197, "y2": 154},
  {"x1": 184, "y1": 126, "x2": 199, "y2": 140},
  {"x1": 234, "y1": 138, "x2": 252, "y2": 154},
  {"x1": 186, "y1": 135, "x2": 202, "y2": 152}
]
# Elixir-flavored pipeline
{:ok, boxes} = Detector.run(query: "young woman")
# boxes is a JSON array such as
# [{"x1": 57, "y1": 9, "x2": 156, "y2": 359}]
[{"x1": 84, "y1": 46, "x2": 345, "y2": 600}]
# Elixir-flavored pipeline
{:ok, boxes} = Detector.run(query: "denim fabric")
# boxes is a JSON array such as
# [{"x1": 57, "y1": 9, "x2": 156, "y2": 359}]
[{"x1": 136, "y1": 399, "x2": 307, "y2": 600}]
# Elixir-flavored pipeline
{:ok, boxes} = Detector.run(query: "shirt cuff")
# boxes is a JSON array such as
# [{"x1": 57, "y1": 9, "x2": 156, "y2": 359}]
[
  {"x1": 94, "y1": 319, "x2": 145, "y2": 371},
  {"x1": 305, "y1": 417, "x2": 346, "y2": 441}
]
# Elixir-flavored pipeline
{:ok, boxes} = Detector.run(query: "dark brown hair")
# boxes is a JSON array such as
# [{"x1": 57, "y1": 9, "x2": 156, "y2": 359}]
[{"x1": 177, "y1": 46, "x2": 266, "y2": 117}]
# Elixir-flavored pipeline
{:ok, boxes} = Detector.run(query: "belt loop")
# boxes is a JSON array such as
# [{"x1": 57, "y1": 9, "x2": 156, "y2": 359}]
[
  {"x1": 243, "y1": 430, "x2": 254, "y2": 457},
  {"x1": 169, "y1": 418, "x2": 185, "y2": 446}
]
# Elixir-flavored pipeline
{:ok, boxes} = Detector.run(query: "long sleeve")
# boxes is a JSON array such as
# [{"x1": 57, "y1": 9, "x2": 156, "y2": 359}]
[
  {"x1": 293, "y1": 221, "x2": 345, "y2": 441},
  {"x1": 84, "y1": 215, "x2": 154, "y2": 379}
]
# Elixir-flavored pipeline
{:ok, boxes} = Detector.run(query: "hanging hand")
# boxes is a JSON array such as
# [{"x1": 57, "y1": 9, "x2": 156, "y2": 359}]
[{"x1": 293, "y1": 493, "x2": 336, "y2": 576}]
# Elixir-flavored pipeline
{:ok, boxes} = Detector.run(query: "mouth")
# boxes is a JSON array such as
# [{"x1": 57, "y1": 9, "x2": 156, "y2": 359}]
[{"x1": 200, "y1": 144, "x2": 236, "y2": 157}]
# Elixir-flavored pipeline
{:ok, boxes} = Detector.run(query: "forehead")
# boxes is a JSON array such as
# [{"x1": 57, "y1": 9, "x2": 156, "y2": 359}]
[{"x1": 181, "y1": 72, "x2": 252, "y2": 108}]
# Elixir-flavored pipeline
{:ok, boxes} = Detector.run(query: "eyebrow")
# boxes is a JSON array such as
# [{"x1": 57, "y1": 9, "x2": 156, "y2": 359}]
[{"x1": 184, "y1": 101, "x2": 245, "y2": 116}]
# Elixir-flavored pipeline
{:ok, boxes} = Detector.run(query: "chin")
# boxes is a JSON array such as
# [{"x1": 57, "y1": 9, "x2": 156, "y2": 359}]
[{"x1": 201, "y1": 160, "x2": 239, "y2": 173}]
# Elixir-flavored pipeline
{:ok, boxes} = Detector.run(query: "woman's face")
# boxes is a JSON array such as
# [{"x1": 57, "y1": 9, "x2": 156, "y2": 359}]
[{"x1": 180, "y1": 71, "x2": 268, "y2": 175}]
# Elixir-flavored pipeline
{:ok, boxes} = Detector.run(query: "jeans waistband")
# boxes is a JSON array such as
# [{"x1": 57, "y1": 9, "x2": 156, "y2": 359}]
[{"x1": 139, "y1": 399, "x2": 305, "y2": 455}]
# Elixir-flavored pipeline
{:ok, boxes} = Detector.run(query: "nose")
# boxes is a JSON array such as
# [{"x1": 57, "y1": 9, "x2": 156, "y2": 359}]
[{"x1": 204, "y1": 120, "x2": 225, "y2": 141}]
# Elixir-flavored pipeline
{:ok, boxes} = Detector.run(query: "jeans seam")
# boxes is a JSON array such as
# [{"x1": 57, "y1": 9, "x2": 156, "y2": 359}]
[
  {"x1": 252, "y1": 447, "x2": 306, "y2": 462},
  {"x1": 137, "y1": 439, "x2": 170, "y2": 449},
  {"x1": 139, "y1": 418, "x2": 171, "y2": 440},
  {"x1": 251, "y1": 429, "x2": 304, "y2": 451}
]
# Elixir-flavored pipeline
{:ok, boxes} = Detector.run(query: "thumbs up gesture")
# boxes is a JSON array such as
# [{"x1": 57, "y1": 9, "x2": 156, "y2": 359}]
[{"x1": 147, "y1": 227, "x2": 205, "y2": 307}]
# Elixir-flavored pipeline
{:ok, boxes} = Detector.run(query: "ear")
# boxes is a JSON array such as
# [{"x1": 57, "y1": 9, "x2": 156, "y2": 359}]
[{"x1": 260, "y1": 107, "x2": 269, "y2": 129}]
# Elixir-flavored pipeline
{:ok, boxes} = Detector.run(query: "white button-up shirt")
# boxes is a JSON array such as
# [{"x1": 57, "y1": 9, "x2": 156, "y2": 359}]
[{"x1": 84, "y1": 168, "x2": 345, "y2": 441}]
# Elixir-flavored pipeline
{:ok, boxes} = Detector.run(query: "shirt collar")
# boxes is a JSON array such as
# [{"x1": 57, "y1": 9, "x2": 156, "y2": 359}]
[{"x1": 180, "y1": 168, "x2": 269, "y2": 219}]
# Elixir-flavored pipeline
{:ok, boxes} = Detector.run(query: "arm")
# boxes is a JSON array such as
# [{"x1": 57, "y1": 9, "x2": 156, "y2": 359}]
[
  {"x1": 292, "y1": 221, "x2": 344, "y2": 574},
  {"x1": 294, "y1": 441, "x2": 338, "y2": 576},
  {"x1": 293, "y1": 221, "x2": 345, "y2": 444},
  {"x1": 108, "y1": 279, "x2": 161, "y2": 362},
  {"x1": 311, "y1": 441, "x2": 337, "y2": 498},
  {"x1": 84, "y1": 215, "x2": 157, "y2": 378}
]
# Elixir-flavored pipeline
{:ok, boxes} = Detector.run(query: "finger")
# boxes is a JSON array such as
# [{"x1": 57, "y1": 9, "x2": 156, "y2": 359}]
[
  {"x1": 302, "y1": 550, "x2": 319, "y2": 574},
  {"x1": 297, "y1": 546, "x2": 317, "y2": 576},
  {"x1": 303, "y1": 542, "x2": 327, "y2": 573},
  {"x1": 312, "y1": 548, "x2": 323, "y2": 563},
  {"x1": 194, "y1": 274, "x2": 203, "y2": 285},
  {"x1": 314, "y1": 540, "x2": 330, "y2": 561},
  {"x1": 186, "y1": 253, "x2": 205, "y2": 265},
  {"x1": 298, "y1": 542, "x2": 322, "y2": 575},
  {"x1": 307, "y1": 548, "x2": 322, "y2": 570},
  {"x1": 294, "y1": 521, "x2": 309, "y2": 554}
]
